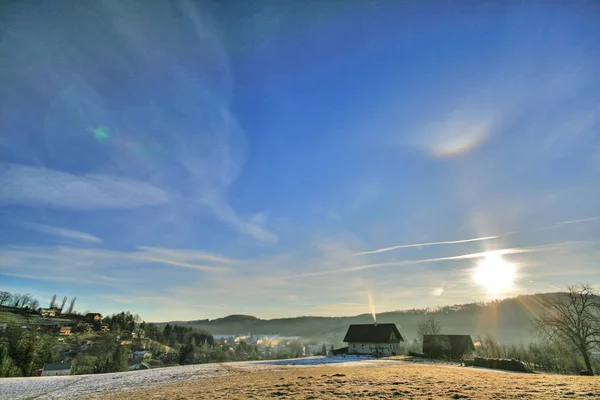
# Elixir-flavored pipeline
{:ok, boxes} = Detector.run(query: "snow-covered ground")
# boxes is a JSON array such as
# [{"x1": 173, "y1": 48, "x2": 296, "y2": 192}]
[
  {"x1": 0, "y1": 356, "x2": 408, "y2": 399},
  {"x1": 0, "y1": 363, "x2": 226, "y2": 400},
  {"x1": 254, "y1": 355, "x2": 379, "y2": 367}
]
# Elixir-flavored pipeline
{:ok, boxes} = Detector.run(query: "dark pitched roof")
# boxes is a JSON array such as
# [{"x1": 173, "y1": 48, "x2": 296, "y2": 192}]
[
  {"x1": 343, "y1": 323, "x2": 404, "y2": 343},
  {"x1": 43, "y1": 362, "x2": 72, "y2": 371},
  {"x1": 423, "y1": 335, "x2": 475, "y2": 358}
]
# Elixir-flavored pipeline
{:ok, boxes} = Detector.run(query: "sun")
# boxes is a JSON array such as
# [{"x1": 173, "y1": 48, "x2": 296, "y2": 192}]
[{"x1": 473, "y1": 253, "x2": 516, "y2": 294}]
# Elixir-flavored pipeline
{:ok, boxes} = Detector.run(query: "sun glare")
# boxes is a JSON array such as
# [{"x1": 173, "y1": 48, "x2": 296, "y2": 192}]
[{"x1": 473, "y1": 253, "x2": 516, "y2": 294}]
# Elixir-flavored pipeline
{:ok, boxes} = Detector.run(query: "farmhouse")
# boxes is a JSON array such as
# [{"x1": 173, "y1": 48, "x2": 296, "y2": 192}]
[
  {"x1": 40, "y1": 308, "x2": 58, "y2": 317},
  {"x1": 344, "y1": 323, "x2": 404, "y2": 356},
  {"x1": 41, "y1": 362, "x2": 72, "y2": 376},
  {"x1": 423, "y1": 334, "x2": 475, "y2": 360}
]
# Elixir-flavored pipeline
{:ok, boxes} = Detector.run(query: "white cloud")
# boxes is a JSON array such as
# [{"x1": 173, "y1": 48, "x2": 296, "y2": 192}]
[
  {"x1": 0, "y1": 164, "x2": 169, "y2": 210},
  {"x1": 21, "y1": 222, "x2": 103, "y2": 244},
  {"x1": 431, "y1": 287, "x2": 444, "y2": 296}
]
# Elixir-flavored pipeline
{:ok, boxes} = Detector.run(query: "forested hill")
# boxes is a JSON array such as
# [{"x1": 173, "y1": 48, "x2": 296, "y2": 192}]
[{"x1": 162, "y1": 293, "x2": 561, "y2": 345}]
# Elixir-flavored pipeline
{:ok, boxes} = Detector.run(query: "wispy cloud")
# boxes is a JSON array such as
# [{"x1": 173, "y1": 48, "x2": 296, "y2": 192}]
[
  {"x1": 0, "y1": 164, "x2": 169, "y2": 210},
  {"x1": 354, "y1": 235, "x2": 501, "y2": 256},
  {"x1": 356, "y1": 216, "x2": 598, "y2": 257},
  {"x1": 541, "y1": 217, "x2": 599, "y2": 230},
  {"x1": 0, "y1": 0, "x2": 276, "y2": 243},
  {"x1": 0, "y1": 245, "x2": 231, "y2": 290},
  {"x1": 21, "y1": 222, "x2": 103, "y2": 244},
  {"x1": 292, "y1": 241, "x2": 583, "y2": 279}
]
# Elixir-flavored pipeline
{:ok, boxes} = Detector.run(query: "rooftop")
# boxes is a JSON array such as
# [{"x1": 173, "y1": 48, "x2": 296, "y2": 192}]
[{"x1": 343, "y1": 323, "x2": 404, "y2": 343}]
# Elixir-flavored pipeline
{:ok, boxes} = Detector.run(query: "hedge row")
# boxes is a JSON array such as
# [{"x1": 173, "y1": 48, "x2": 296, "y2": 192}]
[{"x1": 473, "y1": 357, "x2": 530, "y2": 372}]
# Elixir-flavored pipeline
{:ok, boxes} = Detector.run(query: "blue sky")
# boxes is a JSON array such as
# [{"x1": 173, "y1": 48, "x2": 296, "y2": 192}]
[{"x1": 1, "y1": 1, "x2": 599, "y2": 322}]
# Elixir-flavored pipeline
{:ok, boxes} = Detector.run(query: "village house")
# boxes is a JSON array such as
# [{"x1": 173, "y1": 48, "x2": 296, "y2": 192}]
[
  {"x1": 129, "y1": 349, "x2": 152, "y2": 362},
  {"x1": 422, "y1": 334, "x2": 475, "y2": 360},
  {"x1": 343, "y1": 323, "x2": 404, "y2": 356},
  {"x1": 41, "y1": 362, "x2": 72, "y2": 376},
  {"x1": 59, "y1": 326, "x2": 72, "y2": 336},
  {"x1": 40, "y1": 308, "x2": 59, "y2": 317}
]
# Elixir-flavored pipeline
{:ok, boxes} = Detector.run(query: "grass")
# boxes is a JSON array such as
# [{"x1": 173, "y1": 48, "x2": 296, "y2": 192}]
[
  {"x1": 93, "y1": 362, "x2": 600, "y2": 399},
  {"x1": 0, "y1": 311, "x2": 25, "y2": 324}
]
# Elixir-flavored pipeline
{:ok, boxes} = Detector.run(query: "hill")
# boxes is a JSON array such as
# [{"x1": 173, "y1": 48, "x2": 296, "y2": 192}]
[{"x1": 162, "y1": 293, "x2": 557, "y2": 345}]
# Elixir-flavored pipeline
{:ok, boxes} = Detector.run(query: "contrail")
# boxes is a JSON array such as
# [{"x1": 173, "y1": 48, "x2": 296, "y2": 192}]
[{"x1": 354, "y1": 235, "x2": 501, "y2": 256}]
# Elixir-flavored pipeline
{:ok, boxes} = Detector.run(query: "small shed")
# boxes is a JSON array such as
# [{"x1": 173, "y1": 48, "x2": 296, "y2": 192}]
[
  {"x1": 41, "y1": 362, "x2": 72, "y2": 376},
  {"x1": 344, "y1": 323, "x2": 404, "y2": 356},
  {"x1": 59, "y1": 326, "x2": 72, "y2": 336},
  {"x1": 423, "y1": 334, "x2": 475, "y2": 360}
]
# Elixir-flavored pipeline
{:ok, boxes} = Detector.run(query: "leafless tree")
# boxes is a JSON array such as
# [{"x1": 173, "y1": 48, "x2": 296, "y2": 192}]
[
  {"x1": 29, "y1": 299, "x2": 40, "y2": 311},
  {"x1": 20, "y1": 294, "x2": 32, "y2": 308},
  {"x1": 0, "y1": 291, "x2": 11, "y2": 306},
  {"x1": 11, "y1": 293, "x2": 22, "y2": 307},
  {"x1": 417, "y1": 317, "x2": 442, "y2": 340},
  {"x1": 536, "y1": 284, "x2": 600, "y2": 375}
]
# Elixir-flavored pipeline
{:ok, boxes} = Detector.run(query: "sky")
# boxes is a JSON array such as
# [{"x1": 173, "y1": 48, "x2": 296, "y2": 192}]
[{"x1": 1, "y1": 1, "x2": 599, "y2": 322}]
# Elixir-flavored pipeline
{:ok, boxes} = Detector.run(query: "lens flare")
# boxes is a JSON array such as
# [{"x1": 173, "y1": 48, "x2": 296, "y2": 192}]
[
  {"x1": 93, "y1": 126, "x2": 109, "y2": 141},
  {"x1": 473, "y1": 253, "x2": 516, "y2": 294}
]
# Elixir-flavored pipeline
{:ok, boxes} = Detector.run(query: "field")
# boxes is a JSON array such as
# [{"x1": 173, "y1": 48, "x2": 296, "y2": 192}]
[
  {"x1": 0, "y1": 310, "x2": 74, "y2": 326},
  {"x1": 2, "y1": 357, "x2": 599, "y2": 399},
  {"x1": 98, "y1": 361, "x2": 600, "y2": 400}
]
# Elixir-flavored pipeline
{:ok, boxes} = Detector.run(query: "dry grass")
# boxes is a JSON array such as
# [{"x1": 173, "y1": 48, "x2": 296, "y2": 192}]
[{"x1": 94, "y1": 362, "x2": 600, "y2": 399}]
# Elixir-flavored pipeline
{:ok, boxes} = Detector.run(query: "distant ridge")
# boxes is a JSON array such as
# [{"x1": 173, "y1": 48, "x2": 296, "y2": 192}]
[{"x1": 161, "y1": 292, "x2": 574, "y2": 345}]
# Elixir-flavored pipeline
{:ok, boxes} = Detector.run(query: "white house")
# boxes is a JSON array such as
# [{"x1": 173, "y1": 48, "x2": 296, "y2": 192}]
[
  {"x1": 41, "y1": 362, "x2": 72, "y2": 376},
  {"x1": 343, "y1": 323, "x2": 404, "y2": 356}
]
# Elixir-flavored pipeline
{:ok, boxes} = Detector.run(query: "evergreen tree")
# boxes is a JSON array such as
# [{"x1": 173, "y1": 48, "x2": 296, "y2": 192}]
[
  {"x1": 49, "y1": 294, "x2": 57, "y2": 309},
  {"x1": 110, "y1": 345, "x2": 129, "y2": 372}
]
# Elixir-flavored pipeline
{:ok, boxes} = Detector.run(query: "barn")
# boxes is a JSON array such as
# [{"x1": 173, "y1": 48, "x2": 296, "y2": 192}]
[
  {"x1": 422, "y1": 334, "x2": 475, "y2": 360},
  {"x1": 41, "y1": 362, "x2": 72, "y2": 376},
  {"x1": 343, "y1": 323, "x2": 404, "y2": 356}
]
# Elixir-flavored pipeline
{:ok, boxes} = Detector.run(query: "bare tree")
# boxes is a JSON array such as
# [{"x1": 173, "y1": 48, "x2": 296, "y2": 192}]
[
  {"x1": 536, "y1": 284, "x2": 600, "y2": 375},
  {"x1": 0, "y1": 291, "x2": 11, "y2": 306},
  {"x1": 20, "y1": 294, "x2": 32, "y2": 308},
  {"x1": 417, "y1": 317, "x2": 442, "y2": 340},
  {"x1": 49, "y1": 294, "x2": 57, "y2": 309},
  {"x1": 67, "y1": 297, "x2": 77, "y2": 314},
  {"x1": 29, "y1": 299, "x2": 40, "y2": 311},
  {"x1": 11, "y1": 293, "x2": 22, "y2": 307}
]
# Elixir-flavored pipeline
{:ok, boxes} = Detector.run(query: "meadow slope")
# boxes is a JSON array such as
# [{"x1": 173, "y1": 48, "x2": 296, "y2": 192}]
[
  {"x1": 99, "y1": 359, "x2": 599, "y2": 400},
  {"x1": 2, "y1": 358, "x2": 599, "y2": 399}
]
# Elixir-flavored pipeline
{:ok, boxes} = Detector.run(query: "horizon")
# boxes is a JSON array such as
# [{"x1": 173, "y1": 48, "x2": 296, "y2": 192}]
[
  {"x1": 1, "y1": 1, "x2": 599, "y2": 322},
  {"x1": 154, "y1": 290, "x2": 566, "y2": 324}
]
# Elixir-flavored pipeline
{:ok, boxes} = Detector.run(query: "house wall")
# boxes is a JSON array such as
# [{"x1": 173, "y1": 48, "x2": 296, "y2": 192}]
[
  {"x1": 41, "y1": 369, "x2": 70, "y2": 376},
  {"x1": 347, "y1": 342, "x2": 401, "y2": 356}
]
